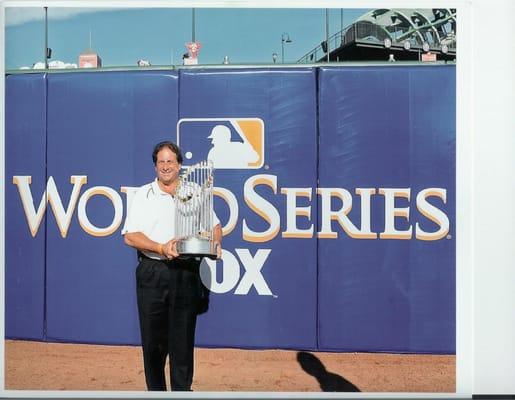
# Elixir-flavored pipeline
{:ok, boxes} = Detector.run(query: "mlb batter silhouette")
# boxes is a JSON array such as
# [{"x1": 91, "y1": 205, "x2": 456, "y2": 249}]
[{"x1": 207, "y1": 124, "x2": 259, "y2": 168}]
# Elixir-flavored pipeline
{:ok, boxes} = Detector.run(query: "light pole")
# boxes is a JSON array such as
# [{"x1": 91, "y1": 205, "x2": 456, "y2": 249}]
[
  {"x1": 281, "y1": 33, "x2": 292, "y2": 63},
  {"x1": 325, "y1": 9, "x2": 330, "y2": 62},
  {"x1": 44, "y1": 7, "x2": 48, "y2": 69},
  {"x1": 192, "y1": 8, "x2": 196, "y2": 42}
]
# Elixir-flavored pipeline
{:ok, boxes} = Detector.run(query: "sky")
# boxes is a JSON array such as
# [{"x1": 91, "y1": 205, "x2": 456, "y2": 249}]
[{"x1": 4, "y1": 7, "x2": 370, "y2": 69}]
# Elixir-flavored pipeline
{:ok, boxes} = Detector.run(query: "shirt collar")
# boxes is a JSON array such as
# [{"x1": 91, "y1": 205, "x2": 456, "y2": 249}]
[{"x1": 151, "y1": 178, "x2": 169, "y2": 196}]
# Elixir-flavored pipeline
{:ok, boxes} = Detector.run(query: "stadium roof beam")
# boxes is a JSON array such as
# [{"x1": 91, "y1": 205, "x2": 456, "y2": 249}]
[
  {"x1": 413, "y1": 11, "x2": 441, "y2": 43},
  {"x1": 389, "y1": 10, "x2": 426, "y2": 43},
  {"x1": 395, "y1": 12, "x2": 456, "y2": 42}
]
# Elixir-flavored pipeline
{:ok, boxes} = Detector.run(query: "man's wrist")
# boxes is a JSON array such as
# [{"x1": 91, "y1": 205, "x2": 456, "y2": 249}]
[{"x1": 157, "y1": 243, "x2": 164, "y2": 255}]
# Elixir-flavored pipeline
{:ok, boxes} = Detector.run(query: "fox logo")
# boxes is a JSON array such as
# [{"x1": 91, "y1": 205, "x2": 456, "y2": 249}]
[{"x1": 177, "y1": 118, "x2": 264, "y2": 169}]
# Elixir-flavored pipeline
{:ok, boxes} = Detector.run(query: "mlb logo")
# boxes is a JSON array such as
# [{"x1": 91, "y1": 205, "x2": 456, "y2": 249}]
[{"x1": 177, "y1": 118, "x2": 265, "y2": 169}]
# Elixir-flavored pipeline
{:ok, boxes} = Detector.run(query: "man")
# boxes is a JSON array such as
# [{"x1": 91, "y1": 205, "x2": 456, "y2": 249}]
[{"x1": 122, "y1": 141, "x2": 222, "y2": 391}]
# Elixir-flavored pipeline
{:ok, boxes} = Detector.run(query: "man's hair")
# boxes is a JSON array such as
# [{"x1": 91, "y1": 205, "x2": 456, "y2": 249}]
[{"x1": 152, "y1": 141, "x2": 183, "y2": 165}]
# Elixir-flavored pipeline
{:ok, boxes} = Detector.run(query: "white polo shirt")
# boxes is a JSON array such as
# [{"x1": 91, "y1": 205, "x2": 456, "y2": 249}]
[{"x1": 122, "y1": 178, "x2": 220, "y2": 260}]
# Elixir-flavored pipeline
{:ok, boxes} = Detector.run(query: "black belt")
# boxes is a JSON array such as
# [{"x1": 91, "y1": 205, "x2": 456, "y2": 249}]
[
  {"x1": 137, "y1": 251, "x2": 169, "y2": 263},
  {"x1": 137, "y1": 251, "x2": 200, "y2": 268}
]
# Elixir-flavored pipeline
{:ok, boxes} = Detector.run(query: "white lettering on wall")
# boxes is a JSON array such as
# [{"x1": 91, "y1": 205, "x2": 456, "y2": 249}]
[
  {"x1": 379, "y1": 188, "x2": 413, "y2": 239},
  {"x1": 415, "y1": 188, "x2": 449, "y2": 240},
  {"x1": 77, "y1": 187, "x2": 123, "y2": 237},
  {"x1": 242, "y1": 175, "x2": 280, "y2": 243},
  {"x1": 281, "y1": 188, "x2": 314, "y2": 238},
  {"x1": 13, "y1": 175, "x2": 87, "y2": 238},
  {"x1": 12, "y1": 175, "x2": 451, "y2": 242},
  {"x1": 200, "y1": 248, "x2": 273, "y2": 296},
  {"x1": 213, "y1": 187, "x2": 239, "y2": 236}
]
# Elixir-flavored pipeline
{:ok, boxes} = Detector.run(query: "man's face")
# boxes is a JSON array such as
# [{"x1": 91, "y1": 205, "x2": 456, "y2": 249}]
[{"x1": 155, "y1": 147, "x2": 181, "y2": 185}]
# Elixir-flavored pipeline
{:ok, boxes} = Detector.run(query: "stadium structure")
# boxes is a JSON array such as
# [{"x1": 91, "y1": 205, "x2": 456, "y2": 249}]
[{"x1": 298, "y1": 8, "x2": 456, "y2": 63}]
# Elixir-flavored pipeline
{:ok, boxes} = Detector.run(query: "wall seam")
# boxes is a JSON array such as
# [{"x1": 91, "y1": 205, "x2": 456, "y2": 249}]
[
  {"x1": 315, "y1": 67, "x2": 321, "y2": 352},
  {"x1": 43, "y1": 72, "x2": 49, "y2": 341}
]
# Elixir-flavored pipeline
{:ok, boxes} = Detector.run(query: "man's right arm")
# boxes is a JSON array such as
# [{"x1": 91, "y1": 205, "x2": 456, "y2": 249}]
[
  {"x1": 124, "y1": 232, "x2": 178, "y2": 259},
  {"x1": 124, "y1": 232, "x2": 164, "y2": 256}
]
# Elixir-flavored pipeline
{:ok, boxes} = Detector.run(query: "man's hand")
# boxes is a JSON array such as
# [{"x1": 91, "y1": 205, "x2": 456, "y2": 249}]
[
  {"x1": 163, "y1": 238, "x2": 179, "y2": 259},
  {"x1": 213, "y1": 224, "x2": 223, "y2": 260},
  {"x1": 214, "y1": 241, "x2": 222, "y2": 260}
]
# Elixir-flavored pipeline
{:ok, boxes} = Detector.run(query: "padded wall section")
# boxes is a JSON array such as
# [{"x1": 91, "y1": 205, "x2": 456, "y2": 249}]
[
  {"x1": 5, "y1": 74, "x2": 47, "y2": 340},
  {"x1": 317, "y1": 66, "x2": 456, "y2": 353},
  {"x1": 179, "y1": 68, "x2": 318, "y2": 349},
  {"x1": 45, "y1": 71, "x2": 179, "y2": 344},
  {"x1": 5, "y1": 66, "x2": 456, "y2": 353}
]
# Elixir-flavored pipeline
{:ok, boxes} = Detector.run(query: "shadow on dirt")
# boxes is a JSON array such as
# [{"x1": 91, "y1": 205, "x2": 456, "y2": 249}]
[{"x1": 297, "y1": 351, "x2": 360, "y2": 392}]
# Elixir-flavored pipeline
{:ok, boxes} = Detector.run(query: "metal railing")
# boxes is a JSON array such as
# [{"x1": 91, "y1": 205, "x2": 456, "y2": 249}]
[{"x1": 297, "y1": 20, "x2": 456, "y2": 63}]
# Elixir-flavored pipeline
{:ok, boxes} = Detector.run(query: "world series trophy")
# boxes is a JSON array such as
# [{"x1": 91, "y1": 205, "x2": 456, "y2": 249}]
[{"x1": 175, "y1": 160, "x2": 217, "y2": 259}]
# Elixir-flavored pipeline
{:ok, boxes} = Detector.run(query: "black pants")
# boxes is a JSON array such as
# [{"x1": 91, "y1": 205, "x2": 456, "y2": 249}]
[{"x1": 135, "y1": 255, "x2": 202, "y2": 391}]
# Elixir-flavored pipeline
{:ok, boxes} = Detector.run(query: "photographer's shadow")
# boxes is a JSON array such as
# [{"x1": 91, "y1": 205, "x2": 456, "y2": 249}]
[{"x1": 297, "y1": 351, "x2": 360, "y2": 392}]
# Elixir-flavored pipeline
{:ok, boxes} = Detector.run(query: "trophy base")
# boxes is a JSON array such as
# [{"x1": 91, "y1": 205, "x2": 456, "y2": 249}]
[{"x1": 177, "y1": 237, "x2": 217, "y2": 260}]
